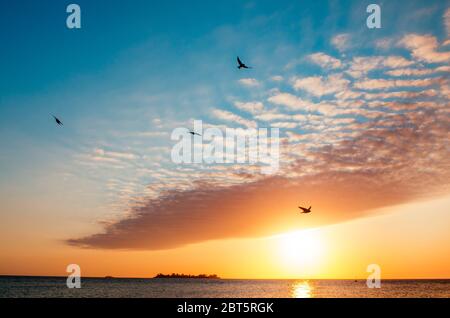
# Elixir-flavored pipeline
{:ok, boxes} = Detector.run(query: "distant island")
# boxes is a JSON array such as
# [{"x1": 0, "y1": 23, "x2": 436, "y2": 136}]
[{"x1": 154, "y1": 273, "x2": 220, "y2": 279}]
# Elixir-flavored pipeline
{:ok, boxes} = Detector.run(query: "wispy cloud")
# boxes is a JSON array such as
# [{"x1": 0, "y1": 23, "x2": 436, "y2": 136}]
[
  {"x1": 292, "y1": 74, "x2": 350, "y2": 97},
  {"x1": 308, "y1": 53, "x2": 343, "y2": 70},
  {"x1": 400, "y1": 34, "x2": 450, "y2": 63},
  {"x1": 385, "y1": 65, "x2": 450, "y2": 76},
  {"x1": 234, "y1": 101, "x2": 264, "y2": 115},
  {"x1": 238, "y1": 78, "x2": 260, "y2": 87},
  {"x1": 347, "y1": 56, "x2": 415, "y2": 78},
  {"x1": 331, "y1": 33, "x2": 351, "y2": 52},
  {"x1": 68, "y1": 106, "x2": 450, "y2": 250},
  {"x1": 212, "y1": 109, "x2": 257, "y2": 128},
  {"x1": 375, "y1": 38, "x2": 394, "y2": 50},
  {"x1": 354, "y1": 77, "x2": 444, "y2": 90},
  {"x1": 267, "y1": 92, "x2": 313, "y2": 110},
  {"x1": 270, "y1": 75, "x2": 284, "y2": 82}
]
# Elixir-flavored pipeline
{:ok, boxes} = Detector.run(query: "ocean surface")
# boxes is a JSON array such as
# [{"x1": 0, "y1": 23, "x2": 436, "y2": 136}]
[{"x1": 0, "y1": 276, "x2": 449, "y2": 298}]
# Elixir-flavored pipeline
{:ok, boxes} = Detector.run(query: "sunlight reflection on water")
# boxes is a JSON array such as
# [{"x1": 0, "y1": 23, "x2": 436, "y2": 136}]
[
  {"x1": 291, "y1": 281, "x2": 313, "y2": 298},
  {"x1": 1, "y1": 277, "x2": 449, "y2": 298}
]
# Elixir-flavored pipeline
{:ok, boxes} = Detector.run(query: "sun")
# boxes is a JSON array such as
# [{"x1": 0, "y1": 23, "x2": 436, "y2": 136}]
[{"x1": 277, "y1": 229, "x2": 324, "y2": 269}]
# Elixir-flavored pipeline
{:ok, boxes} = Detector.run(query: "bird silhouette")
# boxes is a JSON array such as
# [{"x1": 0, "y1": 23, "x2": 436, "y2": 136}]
[
  {"x1": 52, "y1": 115, "x2": 63, "y2": 126},
  {"x1": 237, "y1": 56, "x2": 252, "y2": 69},
  {"x1": 298, "y1": 206, "x2": 312, "y2": 214},
  {"x1": 189, "y1": 131, "x2": 202, "y2": 137}
]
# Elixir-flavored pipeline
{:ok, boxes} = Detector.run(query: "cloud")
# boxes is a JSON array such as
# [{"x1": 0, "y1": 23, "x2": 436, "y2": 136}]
[
  {"x1": 383, "y1": 56, "x2": 415, "y2": 68},
  {"x1": 308, "y1": 53, "x2": 343, "y2": 69},
  {"x1": 363, "y1": 89, "x2": 438, "y2": 100},
  {"x1": 271, "y1": 122, "x2": 298, "y2": 129},
  {"x1": 212, "y1": 109, "x2": 257, "y2": 128},
  {"x1": 444, "y1": 9, "x2": 450, "y2": 47},
  {"x1": 375, "y1": 38, "x2": 394, "y2": 50},
  {"x1": 331, "y1": 33, "x2": 351, "y2": 52},
  {"x1": 292, "y1": 74, "x2": 350, "y2": 97},
  {"x1": 267, "y1": 92, "x2": 313, "y2": 110},
  {"x1": 255, "y1": 111, "x2": 292, "y2": 122},
  {"x1": 238, "y1": 78, "x2": 260, "y2": 87},
  {"x1": 67, "y1": 108, "x2": 450, "y2": 250},
  {"x1": 271, "y1": 75, "x2": 284, "y2": 82},
  {"x1": 440, "y1": 78, "x2": 450, "y2": 98},
  {"x1": 347, "y1": 57, "x2": 381, "y2": 78},
  {"x1": 88, "y1": 148, "x2": 138, "y2": 165},
  {"x1": 385, "y1": 68, "x2": 432, "y2": 77},
  {"x1": 353, "y1": 77, "x2": 443, "y2": 90},
  {"x1": 385, "y1": 65, "x2": 450, "y2": 77},
  {"x1": 399, "y1": 34, "x2": 450, "y2": 63},
  {"x1": 234, "y1": 101, "x2": 264, "y2": 115},
  {"x1": 347, "y1": 56, "x2": 415, "y2": 78}
]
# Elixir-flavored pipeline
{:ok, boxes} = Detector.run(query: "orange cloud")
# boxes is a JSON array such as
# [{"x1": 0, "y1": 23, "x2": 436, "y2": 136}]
[
  {"x1": 68, "y1": 108, "x2": 450, "y2": 250},
  {"x1": 400, "y1": 34, "x2": 450, "y2": 63},
  {"x1": 354, "y1": 77, "x2": 444, "y2": 90},
  {"x1": 308, "y1": 53, "x2": 343, "y2": 70},
  {"x1": 292, "y1": 74, "x2": 350, "y2": 97},
  {"x1": 347, "y1": 56, "x2": 414, "y2": 78}
]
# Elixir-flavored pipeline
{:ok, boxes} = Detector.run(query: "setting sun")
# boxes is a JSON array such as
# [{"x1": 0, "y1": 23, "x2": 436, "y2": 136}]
[{"x1": 277, "y1": 230, "x2": 324, "y2": 270}]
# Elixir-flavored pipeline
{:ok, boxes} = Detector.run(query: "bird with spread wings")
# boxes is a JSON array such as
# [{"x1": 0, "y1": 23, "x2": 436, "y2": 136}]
[
  {"x1": 237, "y1": 56, "x2": 252, "y2": 69},
  {"x1": 298, "y1": 206, "x2": 312, "y2": 214}
]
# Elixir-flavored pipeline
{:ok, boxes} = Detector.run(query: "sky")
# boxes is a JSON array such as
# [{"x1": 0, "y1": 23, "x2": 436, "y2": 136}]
[{"x1": 0, "y1": 0, "x2": 449, "y2": 279}]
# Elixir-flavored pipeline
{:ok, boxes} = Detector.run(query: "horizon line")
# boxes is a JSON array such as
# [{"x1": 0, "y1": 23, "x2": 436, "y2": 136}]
[{"x1": 1, "y1": 274, "x2": 449, "y2": 281}]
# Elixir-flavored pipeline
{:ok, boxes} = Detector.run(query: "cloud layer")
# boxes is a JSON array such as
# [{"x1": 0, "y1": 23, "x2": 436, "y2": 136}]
[
  {"x1": 69, "y1": 106, "x2": 450, "y2": 250},
  {"x1": 68, "y1": 7, "x2": 450, "y2": 251}
]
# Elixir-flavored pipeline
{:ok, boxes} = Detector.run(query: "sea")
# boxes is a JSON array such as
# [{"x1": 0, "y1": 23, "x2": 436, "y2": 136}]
[{"x1": 0, "y1": 276, "x2": 449, "y2": 298}]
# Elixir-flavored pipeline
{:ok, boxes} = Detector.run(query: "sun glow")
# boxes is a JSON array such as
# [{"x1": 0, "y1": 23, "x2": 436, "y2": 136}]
[
  {"x1": 291, "y1": 281, "x2": 313, "y2": 298},
  {"x1": 277, "y1": 230, "x2": 324, "y2": 270}
]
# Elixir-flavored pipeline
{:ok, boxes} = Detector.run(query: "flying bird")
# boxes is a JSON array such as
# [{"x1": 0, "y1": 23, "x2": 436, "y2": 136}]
[
  {"x1": 298, "y1": 206, "x2": 312, "y2": 214},
  {"x1": 52, "y1": 115, "x2": 63, "y2": 126},
  {"x1": 189, "y1": 131, "x2": 202, "y2": 137},
  {"x1": 237, "y1": 56, "x2": 252, "y2": 69}
]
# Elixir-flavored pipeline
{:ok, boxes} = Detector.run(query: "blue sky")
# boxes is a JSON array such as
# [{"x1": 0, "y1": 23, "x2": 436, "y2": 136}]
[{"x1": 0, "y1": 0, "x2": 449, "y2": 250}]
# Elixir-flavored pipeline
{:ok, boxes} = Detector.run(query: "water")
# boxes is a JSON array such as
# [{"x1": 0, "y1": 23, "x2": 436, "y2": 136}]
[{"x1": 0, "y1": 276, "x2": 449, "y2": 298}]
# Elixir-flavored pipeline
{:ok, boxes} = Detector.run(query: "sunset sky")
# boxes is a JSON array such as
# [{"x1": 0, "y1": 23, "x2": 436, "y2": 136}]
[{"x1": 0, "y1": 0, "x2": 449, "y2": 279}]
